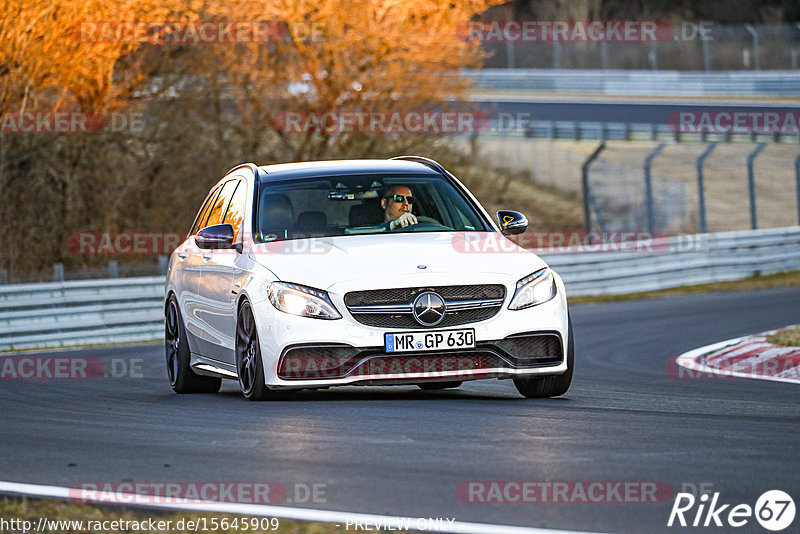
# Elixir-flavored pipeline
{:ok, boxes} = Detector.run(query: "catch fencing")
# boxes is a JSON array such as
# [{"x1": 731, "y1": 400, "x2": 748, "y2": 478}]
[
  {"x1": 1, "y1": 226, "x2": 799, "y2": 351},
  {"x1": 477, "y1": 24, "x2": 800, "y2": 71}
]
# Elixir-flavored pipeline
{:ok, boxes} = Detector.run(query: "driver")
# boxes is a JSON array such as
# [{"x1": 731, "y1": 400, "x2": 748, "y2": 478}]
[{"x1": 381, "y1": 185, "x2": 418, "y2": 230}]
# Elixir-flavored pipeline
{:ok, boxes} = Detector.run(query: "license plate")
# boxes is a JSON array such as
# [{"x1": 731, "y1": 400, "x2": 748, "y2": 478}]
[{"x1": 384, "y1": 328, "x2": 475, "y2": 353}]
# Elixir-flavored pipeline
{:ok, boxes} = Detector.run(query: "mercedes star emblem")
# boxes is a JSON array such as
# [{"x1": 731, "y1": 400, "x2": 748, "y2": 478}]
[{"x1": 412, "y1": 291, "x2": 446, "y2": 327}]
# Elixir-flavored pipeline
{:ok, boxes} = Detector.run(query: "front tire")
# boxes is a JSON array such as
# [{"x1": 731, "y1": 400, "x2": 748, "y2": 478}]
[
  {"x1": 165, "y1": 296, "x2": 221, "y2": 394},
  {"x1": 513, "y1": 316, "x2": 574, "y2": 398},
  {"x1": 236, "y1": 301, "x2": 277, "y2": 401}
]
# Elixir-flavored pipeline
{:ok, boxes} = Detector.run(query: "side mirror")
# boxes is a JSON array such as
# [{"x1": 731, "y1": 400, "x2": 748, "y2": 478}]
[
  {"x1": 497, "y1": 210, "x2": 528, "y2": 235},
  {"x1": 195, "y1": 224, "x2": 235, "y2": 249}
]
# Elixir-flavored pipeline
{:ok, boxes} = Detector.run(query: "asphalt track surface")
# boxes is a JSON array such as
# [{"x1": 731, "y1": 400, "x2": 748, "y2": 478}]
[
  {"x1": 2, "y1": 287, "x2": 799, "y2": 533},
  {"x1": 471, "y1": 98, "x2": 800, "y2": 125}
]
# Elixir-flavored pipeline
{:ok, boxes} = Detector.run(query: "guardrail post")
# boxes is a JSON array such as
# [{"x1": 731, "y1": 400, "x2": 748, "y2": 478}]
[
  {"x1": 600, "y1": 41, "x2": 609, "y2": 69},
  {"x1": 553, "y1": 41, "x2": 563, "y2": 68},
  {"x1": 108, "y1": 260, "x2": 119, "y2": 278},
  {"x1": 649, "y1": 42, "x2": 659, "y2": 70},
  {"x1": 54, "y1": 263, "x2": 64, "y2": 282},
  {"x1": 702, "y1": 39, "x2": 712, "y2": 71},
  {"x1": 159, "y1": 255, "x2": 169, "y2": 275},
  {"x1": 696, "y1": 143, "x2": 717, "y2": 233},
  {"x1": 581, "y1": 142, "x2": 606, "y2": 233},
  {"x1": 644, "y1": 143, "x2": 667, "y2": 233},
  {"x1": 745, "y1": 24, "x2": 761, "y2": 70},
  {"x1": 746, "y1": 143, "x2": 767, "y2": 230},
  {"x1": 0, "y1": 268, "x2": 7, "y2": 285},
  {"x1": 505, "y1": 40, "x2": 515, "y2": 69},
  {"x1": 795, "y1": 152, "x2": 800, "y2": 225}
]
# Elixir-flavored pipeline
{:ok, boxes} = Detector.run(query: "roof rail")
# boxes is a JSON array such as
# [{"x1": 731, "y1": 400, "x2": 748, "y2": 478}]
[
  {"x1": 390, "y1": 155, "x2": 449, "y2": 176},
  {"x1": 224, "y1": 163, "x2": 261, "y2": 177}
]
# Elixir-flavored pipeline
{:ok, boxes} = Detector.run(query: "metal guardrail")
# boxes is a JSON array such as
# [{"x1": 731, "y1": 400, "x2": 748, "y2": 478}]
[
  {"x1": 465, "y1": 69, "x2": 800, "y2": 97},
  {"x1": 541, "y1": 226, "x2": 800, "y2": 295},
  {"x1": 1, "y1": 226, "x2": 799, "y2": 351},
  {"x1": 0, "y1": 277, "x2": 164, "y2": 351}
]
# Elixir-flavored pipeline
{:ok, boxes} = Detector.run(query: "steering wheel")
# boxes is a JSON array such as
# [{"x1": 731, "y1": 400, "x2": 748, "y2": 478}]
[{"x1": 390, "y1": 215, "x2": 452, "y2": 232}]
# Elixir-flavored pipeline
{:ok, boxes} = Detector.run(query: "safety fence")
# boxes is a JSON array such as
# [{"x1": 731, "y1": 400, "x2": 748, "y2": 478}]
[
  {"x1": 476, "y1": 24, "x2": 800, "y2": 71},
  {"x1": 1, "y1": 226, "x2": 799, "y2": 351},
  {"x1": 464, "y1": 134, "x2": 800, "y2": 235}
]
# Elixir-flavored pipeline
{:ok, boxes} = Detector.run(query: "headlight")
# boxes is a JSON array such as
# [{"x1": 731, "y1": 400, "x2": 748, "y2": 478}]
[
  {"x1": 267, "y1": 282, "x2": 342, "y2": 320},
  {"x1": 508, "y1": 268, "x2": 556, "y2": 310}
]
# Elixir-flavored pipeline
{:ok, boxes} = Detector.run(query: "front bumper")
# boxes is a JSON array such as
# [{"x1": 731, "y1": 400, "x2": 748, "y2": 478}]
[{"x1": 252, "y1": 273, "x2": 569, "y2": 389}]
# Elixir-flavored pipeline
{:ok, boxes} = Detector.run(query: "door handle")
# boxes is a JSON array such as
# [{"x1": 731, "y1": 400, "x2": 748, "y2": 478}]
[
  {"x1": 178, "y1": 253, "x2": 188, "y2": 260},
  {"x1": 202, "y1": 254, "x2": 212, "y2": 261}
]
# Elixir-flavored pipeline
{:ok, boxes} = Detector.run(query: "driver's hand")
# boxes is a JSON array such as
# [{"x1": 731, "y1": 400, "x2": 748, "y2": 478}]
[{"x1": 389, "y1": 213, "x2": 418, "y2": 230}]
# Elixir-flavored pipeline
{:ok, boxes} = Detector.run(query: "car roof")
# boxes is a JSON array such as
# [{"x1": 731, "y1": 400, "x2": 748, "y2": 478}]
[{"x1": 256, "y1": 159, "x2": 442, "y2": 182}]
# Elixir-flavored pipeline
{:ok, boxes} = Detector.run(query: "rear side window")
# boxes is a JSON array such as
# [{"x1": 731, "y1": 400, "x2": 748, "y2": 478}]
[
  {"x1": 205, "y1": 180, "x2": 238, "y2": 228},
  {"x1": 222, "y1": 181, "x2": 246, "y2": 242}
]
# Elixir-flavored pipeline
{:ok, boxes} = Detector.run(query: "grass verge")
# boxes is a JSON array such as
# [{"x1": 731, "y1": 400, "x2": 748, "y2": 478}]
[
  {"x1": 568, "y1": 270, "x2": 800, "y2": 304},
  {"x1": 766, "y1": 326, "x2": 800, "y2": 347}
]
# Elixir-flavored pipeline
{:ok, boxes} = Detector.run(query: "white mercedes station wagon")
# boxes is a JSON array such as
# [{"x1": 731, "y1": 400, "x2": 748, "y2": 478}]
[{"x1": 165, "y1": 157, "x2": 573, "y2": 400}]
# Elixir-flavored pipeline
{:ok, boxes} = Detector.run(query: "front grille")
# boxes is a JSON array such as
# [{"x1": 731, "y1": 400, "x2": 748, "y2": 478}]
[
  {"x1": 344, "y1": 284, "x2": 504, "y2": 306},
  {"x1": 494, "y1": 334, "x2": 563, "y2": 367},
  {"x1": 344, "y1": 285, "x2": 506, "y2": 329},
  {"x1": 352, "y1": 308, "x2": 499, "y2": 328}
]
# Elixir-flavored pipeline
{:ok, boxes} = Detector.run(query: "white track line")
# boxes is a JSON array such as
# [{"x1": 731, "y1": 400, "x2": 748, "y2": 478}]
[
  {"x1": 0, "y1": 481, "x2": 609, "y2": 534},
  {"x1": 674, "y1": 337, "x2": 800, "y2": 385}
]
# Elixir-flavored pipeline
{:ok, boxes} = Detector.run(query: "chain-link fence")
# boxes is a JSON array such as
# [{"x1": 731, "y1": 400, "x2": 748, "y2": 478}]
[
  {"x1": 458, "y1": 134, "x2": 800, "y2": 234},
  {"x1": 481, "y1": 24, "x2": 800, "y2": 70}
]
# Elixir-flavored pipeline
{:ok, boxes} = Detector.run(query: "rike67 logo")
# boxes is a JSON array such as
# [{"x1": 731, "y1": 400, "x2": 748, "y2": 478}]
[{"x1": 668, "y1": 490, "x2": 795, "y2": 531}]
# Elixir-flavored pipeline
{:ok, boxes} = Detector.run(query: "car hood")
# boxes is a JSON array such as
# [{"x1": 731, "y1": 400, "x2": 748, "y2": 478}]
[{"x1": 248, "y1": 232, "x2": 547, "y2": 290}]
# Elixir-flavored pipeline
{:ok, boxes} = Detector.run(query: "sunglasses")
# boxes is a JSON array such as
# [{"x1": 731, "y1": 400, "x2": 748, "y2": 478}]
[{"x1": 386, "y1": 194, "x2": 415, "y2": 204}]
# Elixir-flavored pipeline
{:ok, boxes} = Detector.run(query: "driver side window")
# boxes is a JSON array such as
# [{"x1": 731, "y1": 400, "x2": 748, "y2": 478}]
[{"x1": 190, "y1": 185, "x2": 221, "y2": 235}]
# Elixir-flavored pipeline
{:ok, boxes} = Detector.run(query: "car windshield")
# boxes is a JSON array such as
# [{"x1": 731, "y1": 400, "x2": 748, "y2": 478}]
[{"x1": 256, "y1": 174, "x2": 489, "y2": 242}]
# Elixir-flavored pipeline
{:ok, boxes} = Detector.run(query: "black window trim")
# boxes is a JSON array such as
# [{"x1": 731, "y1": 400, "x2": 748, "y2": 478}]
[{"x1": 220, "y1": 179, "x2": 246, "y2": 244}]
